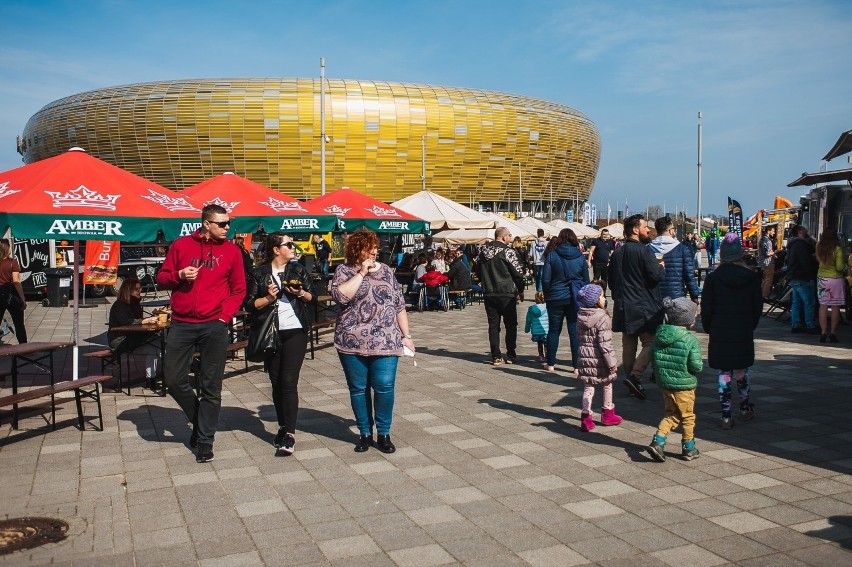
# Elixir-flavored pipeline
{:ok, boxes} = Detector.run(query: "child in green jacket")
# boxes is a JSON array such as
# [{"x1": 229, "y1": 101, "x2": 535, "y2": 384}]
[{"x1": 647, "y1": 297, "x2": 703, "y2": 462}]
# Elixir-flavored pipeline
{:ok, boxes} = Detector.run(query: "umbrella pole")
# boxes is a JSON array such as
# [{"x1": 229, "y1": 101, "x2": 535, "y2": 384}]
[{"x1": 72, "y1": 241, "x2": 80, "y2": 381}]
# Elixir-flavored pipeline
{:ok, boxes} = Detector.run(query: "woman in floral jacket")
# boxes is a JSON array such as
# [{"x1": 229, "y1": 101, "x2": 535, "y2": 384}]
[{"x1": 332, "y1": 229, "x2": 415, "y2": 454}]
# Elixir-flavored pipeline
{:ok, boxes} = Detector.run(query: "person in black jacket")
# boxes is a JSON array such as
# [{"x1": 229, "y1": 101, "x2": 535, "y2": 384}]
[
  {"x1": 244, "y1": 232, "x2": 316, "y2": 455},
  {"x1": 784, "y1": 225, "x2": 819, "y2": 333},
  {"x1": 446, "y1": 250, "x2": 471, "y2": 294},
  {"x1": 108, "y1": 278, "x2": 160, "y2": 390},
  {"x1": 700, "y1": 233, "x2": 762, "y2": 430},
  {"x1": 609, "y1": 214, "x2": 665, "y2": 400},
  {"x1": 474, "y1": 227, "x2": 526, "y2": 365}
]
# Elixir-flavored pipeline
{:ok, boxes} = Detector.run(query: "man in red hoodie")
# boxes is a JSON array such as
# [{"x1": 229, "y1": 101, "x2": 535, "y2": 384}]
[{"x1": 158, "y1": 204, "x2": 246, "y2": 463}]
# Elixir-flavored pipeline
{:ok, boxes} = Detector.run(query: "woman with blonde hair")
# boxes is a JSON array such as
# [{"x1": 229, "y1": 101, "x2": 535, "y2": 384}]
[
  {"x1": 332, "y1": 229, "x2": 414, "y2": 453},
  {"x1": 0, "y1": 239, "x2": 27, "y2": 343},
  {"x1": 815, "y1": 228, "x2": 845, "y2": 343}
]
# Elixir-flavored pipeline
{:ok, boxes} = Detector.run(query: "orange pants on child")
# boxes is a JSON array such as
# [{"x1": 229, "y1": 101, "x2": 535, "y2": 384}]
[{"x1": 655, "y1": 389, "x2": 696, "y2": 442}]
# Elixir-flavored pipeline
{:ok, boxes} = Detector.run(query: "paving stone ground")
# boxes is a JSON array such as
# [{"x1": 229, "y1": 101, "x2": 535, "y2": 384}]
[{"x1": 1, "y1": 291, "x2": 851, "y2": 566}]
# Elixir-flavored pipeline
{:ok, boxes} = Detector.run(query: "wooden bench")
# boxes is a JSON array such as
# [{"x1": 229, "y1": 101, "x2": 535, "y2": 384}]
[
  {"x1": 309, "y1": 320, "x2": 336, "y2": 359},
  {"x1": 83, "y1": 348, "x2": 127, "y2": 393},
  {"x1": 0, "y1": 375, "x2": 112, "y2": 431}
]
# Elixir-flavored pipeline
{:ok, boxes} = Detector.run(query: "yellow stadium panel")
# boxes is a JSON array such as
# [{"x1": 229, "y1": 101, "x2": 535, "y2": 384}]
[{"x1": 19, "y1": 78, "x2": 600, "y2": 204}]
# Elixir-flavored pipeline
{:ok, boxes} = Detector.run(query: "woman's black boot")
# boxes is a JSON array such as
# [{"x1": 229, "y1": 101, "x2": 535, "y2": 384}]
[
  {"x1": 375, "y1": 434, "x2": 396, "y2": 454},
  {"x1": 354, "y1": 435, "x2": 373, "y2": 452}
]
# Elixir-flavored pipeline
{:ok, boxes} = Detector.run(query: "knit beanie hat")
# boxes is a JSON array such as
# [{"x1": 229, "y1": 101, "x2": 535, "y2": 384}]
[
  {"x1": 720, "y1": 232, "x2": 743, "y2": 262},
  {"x1": 663, "y1": 296, "x2": 697, "y2": 327},
  {"x1": 577, "y1": 284, "x2": 603, "y2": 308}
]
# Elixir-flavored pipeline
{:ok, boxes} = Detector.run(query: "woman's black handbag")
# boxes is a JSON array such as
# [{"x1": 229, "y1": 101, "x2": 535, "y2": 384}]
[{"x1": 246, "y1": 301, "x2": 279, "y2": 362}]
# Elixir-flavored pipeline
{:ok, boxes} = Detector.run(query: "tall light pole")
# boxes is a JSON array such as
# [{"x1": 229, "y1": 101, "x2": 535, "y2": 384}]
[
  {"x1": 320, "y1": 57, "x2": 327, "y2": 195},
  {"x1": 518, "y1": 163, "x2": 523, "y2": 217},
  {"x1": 696, "y1": 111, "x2": 702, "y2": 234},
  {"x1": 421, "y1": 135, "x2": 426, "y2": 191}
]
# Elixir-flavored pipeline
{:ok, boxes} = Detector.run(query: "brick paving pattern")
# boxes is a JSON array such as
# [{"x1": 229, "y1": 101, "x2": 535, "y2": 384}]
[{"x1": 1, "y1": 294, "x2": 850, "y2": 565}]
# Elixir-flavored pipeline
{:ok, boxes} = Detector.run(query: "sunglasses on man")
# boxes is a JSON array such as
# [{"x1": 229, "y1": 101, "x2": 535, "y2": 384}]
[{"x1": 207, "y1": 220, "x2": 231, "y2": 228}]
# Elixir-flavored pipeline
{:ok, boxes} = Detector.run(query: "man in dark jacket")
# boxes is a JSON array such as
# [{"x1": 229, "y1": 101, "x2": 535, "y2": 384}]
[
  {"x1": 587, "y1": 228, "x2": 615, "y2": 295},
  {"x1": 475, "y1": 227, "x2": 526, "y2": 365},
  {"x1": 784, "y1": 225, "x2": 819, "y2": 333},
  {"x1": 609, "y1": 214, "x2": 666, "y2": 400},
  {"x1": 649, "y1": 216, "x2": 700, "y2": 302}
]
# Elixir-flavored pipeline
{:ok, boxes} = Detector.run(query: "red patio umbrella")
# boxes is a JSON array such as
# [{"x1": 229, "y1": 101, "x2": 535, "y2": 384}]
[
  {"x1": 305, "y1": 187, "x2": 430, "y2": 234},
  {"x1": 0, "y1": 148, "x2": 202, "y2": 378},
  {"x1": 179, "y1": 172, "x2": 337, "y2": 234}
]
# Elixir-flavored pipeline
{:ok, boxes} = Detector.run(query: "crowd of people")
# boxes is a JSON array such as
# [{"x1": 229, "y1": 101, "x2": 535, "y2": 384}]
[{"x1": 5, "y1": 207, "x2": 848, "y2": 468}]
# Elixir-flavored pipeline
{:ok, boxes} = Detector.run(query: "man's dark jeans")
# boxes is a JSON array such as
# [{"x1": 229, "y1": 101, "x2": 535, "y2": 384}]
[
  {"x1": 163, "y1": 319, "x2": 230, "y2": 445},
  {"x1": 484, "y1": 296, "x2": 518, "y2": 360},
  {"x1": 592, "y1": 263, "x2": 609, "y2": 293}
]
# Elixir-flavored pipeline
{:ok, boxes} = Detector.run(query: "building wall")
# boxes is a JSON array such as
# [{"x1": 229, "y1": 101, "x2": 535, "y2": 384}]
[{"x1": 19, "y1": 79, "x2": 600, "y2": 204}]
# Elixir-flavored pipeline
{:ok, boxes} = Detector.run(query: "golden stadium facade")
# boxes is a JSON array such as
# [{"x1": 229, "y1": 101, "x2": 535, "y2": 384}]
[{"x1": 18, "y1": 79, "x2": 600, "y2": 206}]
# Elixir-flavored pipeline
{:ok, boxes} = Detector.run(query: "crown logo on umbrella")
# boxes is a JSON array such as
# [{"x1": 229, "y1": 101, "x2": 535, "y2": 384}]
[
  {"x1": 262, "y1": 197, "x2": 308, "y2": 213},
  {"x1": 324, "y1": 205, "x2": 352, "y2": 216},
  {"x1": 0, "y1": 181, "x2": 22, "y2": 199},
  {"x1": 141, "y1": 189, "x2": 200, "y2": 212},
  {"x1": 201, "y1": 196, "x2": 240, "y2": 212},
  {"x1": 365, "y1": 205, "x2": 400, "y2": 217},
  {"x1": 45, "y1": 185, "x2": 121, "y2": 210}
]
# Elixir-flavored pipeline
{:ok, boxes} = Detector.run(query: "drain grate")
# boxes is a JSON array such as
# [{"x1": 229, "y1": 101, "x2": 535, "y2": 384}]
[{"x1": 0, "y1": 517, "x2": 69, "y2": 555}]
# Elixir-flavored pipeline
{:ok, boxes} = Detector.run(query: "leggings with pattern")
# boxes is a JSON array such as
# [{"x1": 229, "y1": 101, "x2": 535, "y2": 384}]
[{"x1": 718, "y1": 368, "x2": 751, "y2": 417}]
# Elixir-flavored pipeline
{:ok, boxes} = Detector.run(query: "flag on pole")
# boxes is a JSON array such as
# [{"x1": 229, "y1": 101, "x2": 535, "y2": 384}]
[
  {"x1": 607, "y1": 202, "x2": 611, "y2": 223},
  {"x1": 624, "y1": 200, "x2": 630, "y2": 217}
]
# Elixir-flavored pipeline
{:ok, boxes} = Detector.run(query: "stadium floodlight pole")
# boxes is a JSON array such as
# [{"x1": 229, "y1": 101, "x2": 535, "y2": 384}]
[
  {"x1": 421, "y1": 135, "x2": 426, "y2": 191},
  {"x1": 320, "y1": 57, "x2": 326, "y2": 195},
  {"x1": 518, "y1": 163, "x2": 523, "y2": 217},
  {"x1": 696, "y1": 111, "x2": 702, "y2": 235}
]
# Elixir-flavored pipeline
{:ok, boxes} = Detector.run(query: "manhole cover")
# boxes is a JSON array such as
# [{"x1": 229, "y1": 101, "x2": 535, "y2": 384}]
[{"x1": 0, "y1": 517, "x2": 69, "y2": 555}]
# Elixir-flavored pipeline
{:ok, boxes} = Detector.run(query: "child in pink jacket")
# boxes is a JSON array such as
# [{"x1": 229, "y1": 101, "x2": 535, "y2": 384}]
[{"x1": 575, "y1": 284, "x2": 622, "y2": 432}]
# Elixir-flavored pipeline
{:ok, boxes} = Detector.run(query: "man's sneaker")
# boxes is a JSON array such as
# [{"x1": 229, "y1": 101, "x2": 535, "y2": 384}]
[
  {"x1": 504, "y1": 356, "x2": 516, "y2": 365},
  {"x1": 647, "y1": 435, "x2": 666, "y2": 462},
  {"x1": 625, "y1": 375, "x2": 646, "y2": 400},
  {"x1": 273, "y1": 427, "x2": 287, "y2": 448},
  {"x1": 720, "y1": 416, "x2": 734, "y2": 430},
  {"x1": 277, "y1": 433, "x2": 295, "y2": 456},
  {"x1": 196, "y1": 443, "x2": 214, "y2": 463},
  {"x1": 492, "y1": 357, "x2": 504, "y2": 366},
  {"x1": 544, "y1": 365, "x2": 555, "y2": 372},
  {"x1": 739, "y1": 404, "x2": 755, "y2": 422},
  {"x1": 681, "y1": 440, "x2": 700, "y2": 461}
]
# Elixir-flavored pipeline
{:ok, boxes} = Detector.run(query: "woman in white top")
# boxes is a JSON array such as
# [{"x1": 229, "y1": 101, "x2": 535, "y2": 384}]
[{"x1": 244, "y1": 232, "x2": 315, "y2": 456}]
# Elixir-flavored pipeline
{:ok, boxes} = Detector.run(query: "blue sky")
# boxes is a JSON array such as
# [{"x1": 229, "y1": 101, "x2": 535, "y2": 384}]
[{"x1": 1, "y1": 0, "x2": 850, "y2": 218}]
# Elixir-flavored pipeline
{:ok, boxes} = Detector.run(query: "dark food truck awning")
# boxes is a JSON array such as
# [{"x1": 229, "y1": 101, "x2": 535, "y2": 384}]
[
  {"x1": 787, "y1": 167, "x2": 852, "y2": 187},
  {"x1": 822, "y1": 129, "x2": 852, "y2": 162}
]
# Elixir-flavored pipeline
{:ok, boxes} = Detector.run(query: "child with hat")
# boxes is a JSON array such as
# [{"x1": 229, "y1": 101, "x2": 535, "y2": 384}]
[
  {"x1": 700, "y1": 233, "x2": 762, "y2": 430},
  {"x1": 575, "y1": 283, "x2": 622, "y2": 432},
  {"x1": 647, "y1": 296, "x2": 703, "y2": 461}
]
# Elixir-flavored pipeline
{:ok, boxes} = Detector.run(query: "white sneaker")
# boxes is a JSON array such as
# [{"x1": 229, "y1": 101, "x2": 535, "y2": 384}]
[{"x1": 1, "y1": 320, "x2": 10, "y2": 337}]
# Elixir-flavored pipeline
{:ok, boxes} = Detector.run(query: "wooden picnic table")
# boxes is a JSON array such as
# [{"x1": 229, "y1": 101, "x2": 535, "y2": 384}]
[{"x1": 0, "y1": 341, "x2": 75, "y2": 428}]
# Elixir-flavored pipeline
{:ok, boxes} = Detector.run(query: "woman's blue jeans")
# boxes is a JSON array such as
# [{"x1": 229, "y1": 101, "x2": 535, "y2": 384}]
[
  {"x1": 338, "y1": 353, "x2": 398, "y2": 436},
  {"x1": 546, "y1": 303, "x2": 579, "y2": 368}
]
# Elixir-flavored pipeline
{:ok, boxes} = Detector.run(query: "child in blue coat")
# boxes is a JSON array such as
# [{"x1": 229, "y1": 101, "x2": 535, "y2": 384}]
[{"x1": 524, "y1": 291, "x2": 549, "y2": 362}]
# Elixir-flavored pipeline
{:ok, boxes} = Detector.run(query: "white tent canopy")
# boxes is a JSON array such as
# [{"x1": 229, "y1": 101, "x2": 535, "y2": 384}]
[
  {"x1": 601, "y1": 222, "x2": 624, "y2": 239},
  {"x1": 391, "y1": 190, "x2": 496, "y2": 230},
  {"x1": 517, "y1": 216, "x2": 554, "y2": 238},
  {"x1": 547, "y1": 219, "x2": 600, "y2": 238},
  {"x1": 487, "y1": 213, "x2": 538, "y2": 241},
  {"x1": 431, "y1": 228, "x2": 494, "y2": 245},
  {"x1": 432, "y1": 213, "x2": 538, "y2": 245}
]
